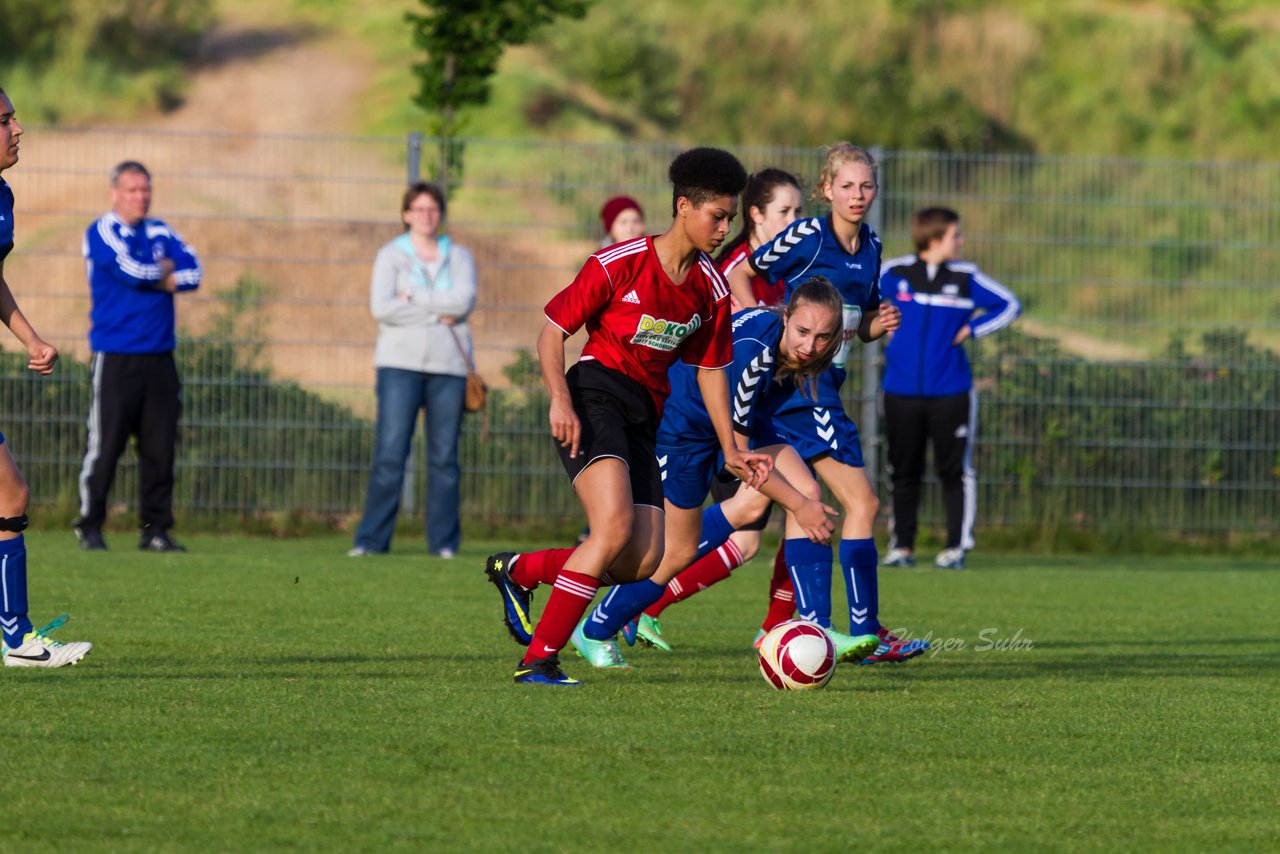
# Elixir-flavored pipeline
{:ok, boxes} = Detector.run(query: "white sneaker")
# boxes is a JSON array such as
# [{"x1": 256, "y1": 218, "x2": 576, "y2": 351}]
[
  {"x1": 347, "y1": 546, "x2": 375, "y2": 557},
  {"x1": 3, "y1": 631, "x2": 93, "y2": 668},
  {"x1": 882, "y1": 547, "x2": 917, "y2": 568},
  {"x1": 934, "y1": 547, "x2": 966, "y2": 570},
  {"x1": 434, "y1": 548, "x2": 456, "y2": 559}
]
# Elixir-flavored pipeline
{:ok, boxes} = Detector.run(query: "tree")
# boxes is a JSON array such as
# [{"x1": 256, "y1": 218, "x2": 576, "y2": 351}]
[{"x1": 407, "y1": 0, "x2": 592, "y2": 187}]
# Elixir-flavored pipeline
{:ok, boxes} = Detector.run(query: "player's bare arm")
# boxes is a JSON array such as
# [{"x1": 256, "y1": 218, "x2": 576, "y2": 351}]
[
  {"x1": 859, "y1": 300, "x2": 901, "y2": 342},
  {"x1": 0, "y1": 261, "x2": 57, "y2": 375},
  {"x1": 696, "y1": 366, "x2": 771, "y2": 488},
  {"x1": 726, "y1": 261, "x2": 758, "y2": 309},
  {"x1": 537, "y1": 320, "x2": 580, "y2": 458}
]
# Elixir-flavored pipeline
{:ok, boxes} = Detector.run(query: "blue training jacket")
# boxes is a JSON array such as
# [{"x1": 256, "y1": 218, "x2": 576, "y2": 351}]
[
  {"x1": 82, "y1": 212, "x2": 201, "y2": 354},
  {"x1": 880, "y1": 254, "x2": 1020, "y2": 397}
]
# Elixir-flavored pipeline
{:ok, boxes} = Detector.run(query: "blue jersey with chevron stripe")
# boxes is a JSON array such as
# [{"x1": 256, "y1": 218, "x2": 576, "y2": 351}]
[
  {"x1": 750, "y1": 215, "x2": 882, "y2": 309},
  {"x1": 657, "y1": 308, "x2": 787, "y2": 454}
]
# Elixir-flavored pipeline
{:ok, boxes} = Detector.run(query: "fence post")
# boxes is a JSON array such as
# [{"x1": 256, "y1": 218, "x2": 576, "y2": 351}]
[
  {"x1": 861, "y1": 146, "x2": 886, "y2": 487},
  {"x1": 407, "y1": 132, "x2": 422, "y2": 184}
]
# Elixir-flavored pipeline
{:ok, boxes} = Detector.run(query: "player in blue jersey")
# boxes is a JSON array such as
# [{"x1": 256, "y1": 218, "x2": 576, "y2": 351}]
[
  {"x1": 0, "y1": 87, "x2": 93, "y2": 667},
  {"x1": 746, "y1": 143, "x2": 929, "y2": 664},
  {"x1": 569, "y1": 277, "x2": 885, "y2": 667}
]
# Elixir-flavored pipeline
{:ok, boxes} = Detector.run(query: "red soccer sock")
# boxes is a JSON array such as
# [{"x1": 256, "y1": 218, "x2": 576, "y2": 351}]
[
  {"x1": 762, "y1": 542, "x2": 795, "y2": 631},
  {"x1": 644, "y1": 539, "x2": 745, "y2": 618},
  {"x1": 523, "y1": 570, "x2": 600, "y2": 663},
  {"x1": 510, "y1": 547, "x2": 576, "y2": 590}
]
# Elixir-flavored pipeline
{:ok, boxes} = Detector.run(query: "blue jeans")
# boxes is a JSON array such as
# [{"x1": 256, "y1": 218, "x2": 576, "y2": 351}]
[{"x1": 354, "y1": 368, "x2": 466, "y2": 554}]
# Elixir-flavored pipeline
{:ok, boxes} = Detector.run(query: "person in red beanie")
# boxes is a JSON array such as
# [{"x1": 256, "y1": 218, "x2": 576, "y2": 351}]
[{"x1": 600, "y1": 195, "x2": 645, "y2": 248}]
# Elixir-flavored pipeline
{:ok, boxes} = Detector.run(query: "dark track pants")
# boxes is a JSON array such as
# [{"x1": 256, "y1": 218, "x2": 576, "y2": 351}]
[
  {"x1": 884, "y1": 390, "x2": 977, "y2": 551},
  {"x1": 76, "y1": 351, "x2": 181, "y2": 531}
]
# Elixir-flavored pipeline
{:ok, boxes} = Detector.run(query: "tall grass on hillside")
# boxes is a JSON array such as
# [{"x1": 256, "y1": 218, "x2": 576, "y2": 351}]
[
  {"x1": 0, "y1": 0, "x2": 211, "y2": 122},
  {"x1": 521, "y1": 0, "x2": 1280, "y2": 160}
]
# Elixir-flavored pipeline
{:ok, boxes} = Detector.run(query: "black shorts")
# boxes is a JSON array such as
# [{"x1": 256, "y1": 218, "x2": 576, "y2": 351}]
[
  {"x1": 708, "y1": 467, "x2": 775, "y2": 532},
  {"x1": 556, "y1": 361, "x2": 664, "y2": 509}
]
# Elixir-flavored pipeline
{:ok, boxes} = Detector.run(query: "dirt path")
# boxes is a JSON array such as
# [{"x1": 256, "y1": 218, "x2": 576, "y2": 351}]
[{"x1": 145, "y1": 25, "x2": 372, "y2": 135}]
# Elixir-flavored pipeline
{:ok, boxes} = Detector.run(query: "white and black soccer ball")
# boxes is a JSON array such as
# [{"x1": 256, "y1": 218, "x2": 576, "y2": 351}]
[{"x1": 757, "y1": 619, "x2": 835, "y2": 690}]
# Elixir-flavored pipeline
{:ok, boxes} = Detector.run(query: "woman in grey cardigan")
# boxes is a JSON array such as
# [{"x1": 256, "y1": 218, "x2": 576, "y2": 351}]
[{"x1": 350, "y1": 182, "x2": 476, "y2": 558}]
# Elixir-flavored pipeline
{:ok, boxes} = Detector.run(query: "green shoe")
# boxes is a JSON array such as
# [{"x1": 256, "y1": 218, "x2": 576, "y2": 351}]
[
  {"x1": 634, "y1": 614, "x2": 673, "y2": 652},
  {"x1": 570, "y1": 622, "x2": 633, "y2": 669},
  {"x1": 825, "y1": 628, "x2": 879, "y2": 663}
]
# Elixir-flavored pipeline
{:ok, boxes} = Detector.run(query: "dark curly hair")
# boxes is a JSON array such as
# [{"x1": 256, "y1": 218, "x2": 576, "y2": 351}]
[{"x1": 668, "y1": 147, "x2": 748, "y2": 217}]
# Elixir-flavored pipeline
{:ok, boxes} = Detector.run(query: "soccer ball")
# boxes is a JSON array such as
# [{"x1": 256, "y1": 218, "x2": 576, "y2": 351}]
[{"x1": 757, "y1": 619, "x2": 835, "y2": 690}]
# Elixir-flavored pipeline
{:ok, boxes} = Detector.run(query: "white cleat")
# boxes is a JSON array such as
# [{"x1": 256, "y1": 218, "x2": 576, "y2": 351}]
[
  {"x1": 3, "y1": 632, "x2": 93, "y2": 668},
  {"x1": 934, "y1": 547, "x2": 966, "y2": 570}
]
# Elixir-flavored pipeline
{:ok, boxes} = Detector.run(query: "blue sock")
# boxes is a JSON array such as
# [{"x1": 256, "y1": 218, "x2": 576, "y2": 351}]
[
  {"x1": 695, "y1": 504, "x2": 734, "y2": 561},
  {"x1": 839, "y1": 538, "x2": 881, "y2": 635},
  {"x1": 583, "y1": 579, "x2": 666, "y2": 640},
  {"x1": 0, "y1": 535, "x2": 32, "y2": 647},
  {"x1": 785, "y1": 538, "x2": 833, "y2": 628}
]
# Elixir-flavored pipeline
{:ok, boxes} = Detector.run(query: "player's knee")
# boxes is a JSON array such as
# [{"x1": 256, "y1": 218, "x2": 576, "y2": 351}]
[
  {"x1": 854, "y1": 493, "x2": 880, "y2": 526},
  {"x1": 0, "y1": 480, "x2": 30, "y2": 518}
]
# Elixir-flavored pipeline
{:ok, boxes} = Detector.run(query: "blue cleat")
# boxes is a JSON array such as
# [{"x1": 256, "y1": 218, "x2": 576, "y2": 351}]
[
  {"x1": 485, "y1": 552, "x2": 534, "y2": 646},
  {"x1": 514, "y1": 654, "x2": 581, "y2": 686},
  {"x1": 622, "y1": 616, "x2": 640, "y2": 647}
]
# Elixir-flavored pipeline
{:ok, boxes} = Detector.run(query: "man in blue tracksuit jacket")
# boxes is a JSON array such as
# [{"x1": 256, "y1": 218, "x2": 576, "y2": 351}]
[
  {"x1": 879, "y1": 208, "x2": 1020, "y2": 570},
  {"x1": 75, "y1": 161, "x2": 201, "y2": 553}
]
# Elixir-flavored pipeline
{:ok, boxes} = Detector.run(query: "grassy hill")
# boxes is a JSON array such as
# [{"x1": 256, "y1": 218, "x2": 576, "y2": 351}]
[{"x1": 6, "y1": 0, "x2": 1280, "y2": 160}]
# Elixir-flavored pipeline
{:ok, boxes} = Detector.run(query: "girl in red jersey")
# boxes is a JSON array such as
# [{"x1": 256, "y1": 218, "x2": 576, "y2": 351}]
[
  {"x1": 485, "y1": 148, "x2": 772, "y2": 686},
  {"x1": 638, "y1": 169, "x2": 805, "y2": 650},
  {"x1": 720, "y1": 168, "x2": 805, "y2": 310}
]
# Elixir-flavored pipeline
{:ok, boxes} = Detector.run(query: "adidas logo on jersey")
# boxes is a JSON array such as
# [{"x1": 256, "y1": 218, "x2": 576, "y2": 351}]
[{"x1": 621, "y1": 290, "x2": 641, "y2": 304}]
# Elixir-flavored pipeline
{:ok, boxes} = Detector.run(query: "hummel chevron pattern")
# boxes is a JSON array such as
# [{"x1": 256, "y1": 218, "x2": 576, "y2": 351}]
[
  {"x1": 757, "y1": 218, "x2": 818, "y2": 266},
  {"x1": 733, "y1": 350, "x2": 773, "y2": 426},
  {"x1": 814, "y1": 409, "x2": 838, "y2": 447}
]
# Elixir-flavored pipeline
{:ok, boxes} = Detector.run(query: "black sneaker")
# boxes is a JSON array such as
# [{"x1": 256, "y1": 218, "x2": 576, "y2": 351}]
[
  {"x1": 513, "y1": 654, "x2": 581, "y2": 686},
  {"x1": 73, "y1": 525, "x2": 108, "y2": 551},
  {"x1": 139, "y1": 527, "x2": 186, "y2": 553},
  {"x1": 484, "y1": 552, "x2": 533, "y2": 646}
]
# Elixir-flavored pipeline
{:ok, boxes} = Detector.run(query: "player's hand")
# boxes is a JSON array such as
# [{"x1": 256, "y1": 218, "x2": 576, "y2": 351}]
[
  {"x1": 795, "y1": 499, "x2": 838, "y2": 544},
  {"x1": 441, "y1": 315, "x2": 456, "y2": 326},
  {"x1": 723, "y1": 448, "x2": 772, "y2": 490},
  {"x1": 27, "y1": 338, "x2": 58, "y2": 375},
  {"x1": 549, "y1": 394, "x2": 581, "y2": 458},
  {"x1": 877, "y1": 301, "x2": 902, "y2": 333},
  {"x1": 951, "y1": 324, "x2": 971, "y2": 345}
]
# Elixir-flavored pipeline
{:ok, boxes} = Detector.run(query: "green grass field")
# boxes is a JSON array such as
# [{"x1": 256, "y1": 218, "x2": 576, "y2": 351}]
[{"x1": 3, "y1": 532, "x2": 1276, "y2": 851}]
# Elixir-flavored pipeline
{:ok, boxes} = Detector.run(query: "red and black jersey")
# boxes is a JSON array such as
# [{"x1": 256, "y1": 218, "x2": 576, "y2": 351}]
[
  {"x1": 719, "y1": 242, "x2": 785, "y2": 308},
  {"x1": 545, "y1": 236, "x2": 732, "y2": 414}
]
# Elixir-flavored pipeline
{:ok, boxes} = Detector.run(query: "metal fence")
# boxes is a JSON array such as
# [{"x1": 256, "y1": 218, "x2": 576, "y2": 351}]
[{"x1": 2, "y1": 129, "x2": 1276, "y2": 537}]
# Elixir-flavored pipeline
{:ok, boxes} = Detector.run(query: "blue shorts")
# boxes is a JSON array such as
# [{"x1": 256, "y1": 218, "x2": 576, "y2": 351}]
[
  {"x1": 753, "y1": 401, "x2": 864, "y2": 468},
  {"x1": 657, "y1": 444, "x2": 721, "y2": 509}
]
